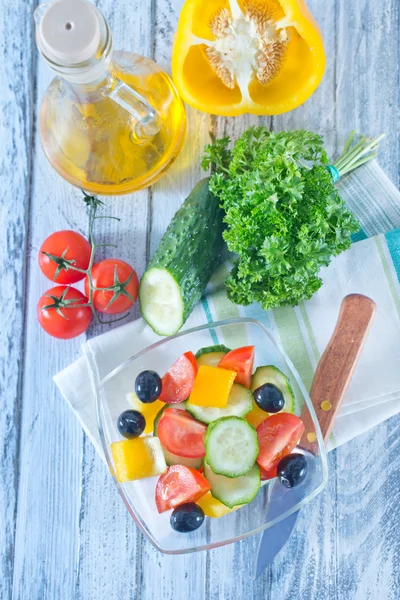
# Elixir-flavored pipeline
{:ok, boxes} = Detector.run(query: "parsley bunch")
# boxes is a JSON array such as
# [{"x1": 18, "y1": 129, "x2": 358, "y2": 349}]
[{"x1": 202, "y1": 127, "x2": 360, "y2": 310}]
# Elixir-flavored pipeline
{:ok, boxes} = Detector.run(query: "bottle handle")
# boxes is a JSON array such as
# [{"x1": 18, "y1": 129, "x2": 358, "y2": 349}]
[{"x1": 105, "y1": 77, "x2": 161, "y2": 140}]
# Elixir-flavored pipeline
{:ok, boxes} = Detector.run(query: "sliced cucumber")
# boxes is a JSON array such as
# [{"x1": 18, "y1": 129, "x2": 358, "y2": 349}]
[
  {"x1": 162, "y1": 447, "x2": 203, "y2": 470},
  {"x1": 205, "y1": 417, "x2": 259, "y2": 477},
  {"x1": 152, "y1": 402, "x2": 186, "y2": 436},
  {"x1": 251, "y1": 366, "x2": 295, "y2": 413},
  {"x1": 186, "y1": 383, "x2": 253, "y2": 424},
  {"x1": 204, "y1": 462, "x2": 260, "y2": 509},
  {"x1": 139, "y1": 179, "x2": 225, "y2": 336},
  {"x1": 195, "y1": 345, "x2": 231, "y2": 367}
]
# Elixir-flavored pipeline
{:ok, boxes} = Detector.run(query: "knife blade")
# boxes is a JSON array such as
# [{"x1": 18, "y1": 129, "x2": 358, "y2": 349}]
[{"x1": 255, "y1": 294, "x2": 376, "y2": 578}]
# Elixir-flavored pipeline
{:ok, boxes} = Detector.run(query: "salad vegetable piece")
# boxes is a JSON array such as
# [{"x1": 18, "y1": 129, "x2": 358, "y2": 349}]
[
  {"x1": 111, "y1": 437, "x2": 167, "y2": 483},
  {"x1": 157, "y1": 408, "x2": 207, "y2": 459},
  {"x1": 205, "y1": 416, "x2": 259, "y2": 478},
  {"x1": 188, "y1": 365, "x2": 236, "y2": 408},
  {"x1": 170, "y1": 503, "x2": 205, "y2": 533},
  {"x1": 218, "y1": 345, "x2": 255, "y2": 388},
  {"x1": 195, "y1": 344, "x2": 231, "y2": 367},
  {"x1": 256, "y1": 413, "x2": 305, "y2": 477},
  {"x1": 160, "y1": 351, "x2": 198, "y2": 403},
  {"x1": 135, "y1": 370, "x2": 162, "y2": 404},
  {"x1": 155, "y1": 465, "x2": 211, "y2": 513}
]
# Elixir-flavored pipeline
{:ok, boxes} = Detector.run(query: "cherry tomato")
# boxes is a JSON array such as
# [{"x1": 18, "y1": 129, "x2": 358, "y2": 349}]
[
  {"x1": 85, "y1": 259, "x2": 139, "y2": 314},
  {"x1": 37, "y1": 286, "x2": 92, "y2": 339},
  {"x1": 155, "y1": 465, "x2": 211, "y2": 513},
  {"x1": 160, "y1": 351, "x2": 198, "y2": 403},
  {"x1": 158, "y1": 408, "x2": 206, "y2": 458},
  {"x1": 218, "y1": 346, "x2": 255, "y2": 388},
  {"x1": 39, "y1": 230, "x2": 91, "y2": 284},
  {"x1": 256, "y1": 413, "x2": 305, "y2": 473}
]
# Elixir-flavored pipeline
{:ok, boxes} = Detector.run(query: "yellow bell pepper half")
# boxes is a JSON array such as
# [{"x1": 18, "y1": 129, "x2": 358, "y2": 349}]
[
  {"x1": 111, "y1": 437, "x2": 167, "y2": 483},
  {"x1": 172, "y1": 0, "x2": 325, "y2": 116},
  {"x1": 189, "y1": 365, "x2": 237, "y2": 408}
]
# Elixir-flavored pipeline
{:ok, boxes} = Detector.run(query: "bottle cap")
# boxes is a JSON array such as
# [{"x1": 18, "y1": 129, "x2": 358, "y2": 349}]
[{"x1": 36, "y1": 0, "x2": 102, "y2": 65}]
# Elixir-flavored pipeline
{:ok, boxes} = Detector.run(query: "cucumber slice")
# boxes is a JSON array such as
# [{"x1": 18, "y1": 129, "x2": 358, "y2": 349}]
[
  {"x1": 162, "y1": 447, "x2": 203, "y2": 470},
  {"x1": 152, "y1": 402, "x2": 186, "y2": 436},
  {"x1": 204, "y1": 462, "x2": 260, "y2": 509},
  {"x1": 251, "y1": 366, "x2": 295, "y2": 413},
  {"x1": 195, "y1": 345, "x2": 231, "y2": 367},
  {"x1": 139, "y1": 268, "x2": 184, "y2": 337},
  {"x1": 205, "y1": 417, "x2": 259, "y2": 477},
  {"x1": 186, "y1": 383, "x2": 253, "y2": 424}
]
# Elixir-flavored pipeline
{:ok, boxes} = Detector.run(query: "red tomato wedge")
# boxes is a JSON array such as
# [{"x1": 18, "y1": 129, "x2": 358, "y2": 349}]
[
  {"x1": 218, "y1": 346, "x2": 255, "y2": 388},
  {"x1": 260, "y1": 465, "x2": 278, "y2": 481},
  {"x1": 257, "y1": 413, "x2": 305, "y2": 473},
  {"x1": 158, "y1": 408, "x2": 206, "y2": 458},
  {"x1": 160, "y1": 351, "x2": 198, "y2": 403},
  {"x1": 156, "y1": 465, "x2": 211, "y2": 513}
]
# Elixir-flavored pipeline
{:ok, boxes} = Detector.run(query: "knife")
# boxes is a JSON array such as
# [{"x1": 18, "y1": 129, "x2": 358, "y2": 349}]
[{"x1": 255, "y1": 294, "x2": 376, "y2": 578}]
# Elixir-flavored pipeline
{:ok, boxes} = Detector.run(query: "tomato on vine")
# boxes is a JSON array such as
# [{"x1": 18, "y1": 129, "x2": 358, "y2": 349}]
[
  {"x1": 39, "y1": 230, "x2": 91, "y2": 284},
  {"x1": 37, "y1": 192, "x2": 140, "y2": 338},
  {"x1": 37, "y1": 286, "x2": 92, "y2": 339},
  {"x1": 85, "y1": 259, "x2": 139, "y2": 314}
]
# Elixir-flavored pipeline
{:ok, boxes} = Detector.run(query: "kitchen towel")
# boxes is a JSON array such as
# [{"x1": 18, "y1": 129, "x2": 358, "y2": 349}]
[{"x1": 54, "y1": 160, "x2": 400, "y2": 459}]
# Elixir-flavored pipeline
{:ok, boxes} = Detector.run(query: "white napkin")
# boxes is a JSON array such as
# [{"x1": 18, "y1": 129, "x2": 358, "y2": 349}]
[{"x1": 54, "y1": 163, "x2": 400, "y2": 459}]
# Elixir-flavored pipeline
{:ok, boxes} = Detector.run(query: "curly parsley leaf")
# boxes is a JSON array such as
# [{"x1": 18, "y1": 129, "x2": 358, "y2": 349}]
[{"x1": 203, "y1": 127, "x2": 360, "y2": 310}]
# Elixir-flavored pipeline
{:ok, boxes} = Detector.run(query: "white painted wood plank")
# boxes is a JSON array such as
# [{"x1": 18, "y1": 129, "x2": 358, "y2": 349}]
[
  {"x1": 269, "y1": 2, "x2": 340, "y2": 598},
  {"x1": 333, "y1": 0, "x2": 400, "y2": 598},
  {"x1": 207, "y1": 111, "x2": 273, "y2": 600},
  {"x1": 69, "y1": 1, "x2": 153, "y2": 599},
  {"x1": 12, "y1": 1, "x2": 150, "y2": 599},
  {"x1": 140, "y1": 0, "x2": 208, "y2": 596},
  {"x1": 271, "y1": 1, "x2": 400, "y2": 599},
  {"x1": 0, "y1": 1, "x2": 35, "y2": 598}
]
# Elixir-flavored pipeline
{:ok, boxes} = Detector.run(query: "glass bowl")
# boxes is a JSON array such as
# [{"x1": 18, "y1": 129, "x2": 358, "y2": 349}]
[{"x1": 96, "y1": 318, "x2": 328, "y2": 554}]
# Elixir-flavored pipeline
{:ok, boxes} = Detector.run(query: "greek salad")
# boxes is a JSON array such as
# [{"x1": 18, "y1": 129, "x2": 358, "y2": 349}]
[{"x1": 110, "y1": 345, "x2": 307, "y2": 533}]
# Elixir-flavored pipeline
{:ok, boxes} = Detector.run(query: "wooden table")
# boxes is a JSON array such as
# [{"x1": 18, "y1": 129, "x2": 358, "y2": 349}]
[{"x1": 1, "y1": 0, "x2": 400, "y2": 598}]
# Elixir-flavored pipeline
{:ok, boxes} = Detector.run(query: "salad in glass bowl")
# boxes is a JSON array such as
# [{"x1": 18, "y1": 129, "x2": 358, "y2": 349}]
[{"x1": 97, "y1": 319, "x2": 327, "y2": 554}]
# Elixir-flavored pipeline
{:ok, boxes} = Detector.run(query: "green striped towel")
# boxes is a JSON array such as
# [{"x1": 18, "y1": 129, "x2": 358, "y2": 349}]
[{"x1": 54, "y1": 161, "x2": 400, "y2": 456}]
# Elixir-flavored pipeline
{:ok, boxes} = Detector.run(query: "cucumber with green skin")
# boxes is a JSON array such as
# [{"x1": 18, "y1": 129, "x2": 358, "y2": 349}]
[
  {"x1": 195, "y1": 345, "x2": 231, "y2": 359},
  {"x1": 139, "y1": 178, "x2": 225, "y2": 336}
]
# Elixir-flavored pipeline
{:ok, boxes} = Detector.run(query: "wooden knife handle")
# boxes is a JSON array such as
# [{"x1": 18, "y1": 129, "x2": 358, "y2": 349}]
[{"x1": 301, "y1": 294, "x2": 376, "y2": 452}]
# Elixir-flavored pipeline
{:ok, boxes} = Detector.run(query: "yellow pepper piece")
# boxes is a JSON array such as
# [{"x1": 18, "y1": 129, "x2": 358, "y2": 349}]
[
  {"x1": 127, "y1": 392, "x2": 165, "y2": 435},
  {"x1": 197, "y1": 491, "x2": 241, "y2": 518},
  {"x1": 246, "y1": 401, "x2": 269, "y2": 430},
  {"x1": 111, "y1": 437, "x2": 167, "y2": 483},
  {"x1": 189, "y1": 365, "x2": 236, "y2": 408},
  {"x1": 172, "y1": 0, "x2": 325, "y2": 116}
]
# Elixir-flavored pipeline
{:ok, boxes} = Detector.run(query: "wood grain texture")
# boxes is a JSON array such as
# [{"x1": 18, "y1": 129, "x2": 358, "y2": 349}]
[
  {"x1": 0, "y1": 0, "x2": 399, "y2": 599},
  {"x1": 0, "y1": 1, "x2": 35, "y2": 598}
]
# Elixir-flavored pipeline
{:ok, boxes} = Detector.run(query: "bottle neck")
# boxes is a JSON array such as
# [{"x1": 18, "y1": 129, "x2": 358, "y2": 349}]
[{"x1": 37, "y1": 7, "x2": 113, "y2": 86}]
